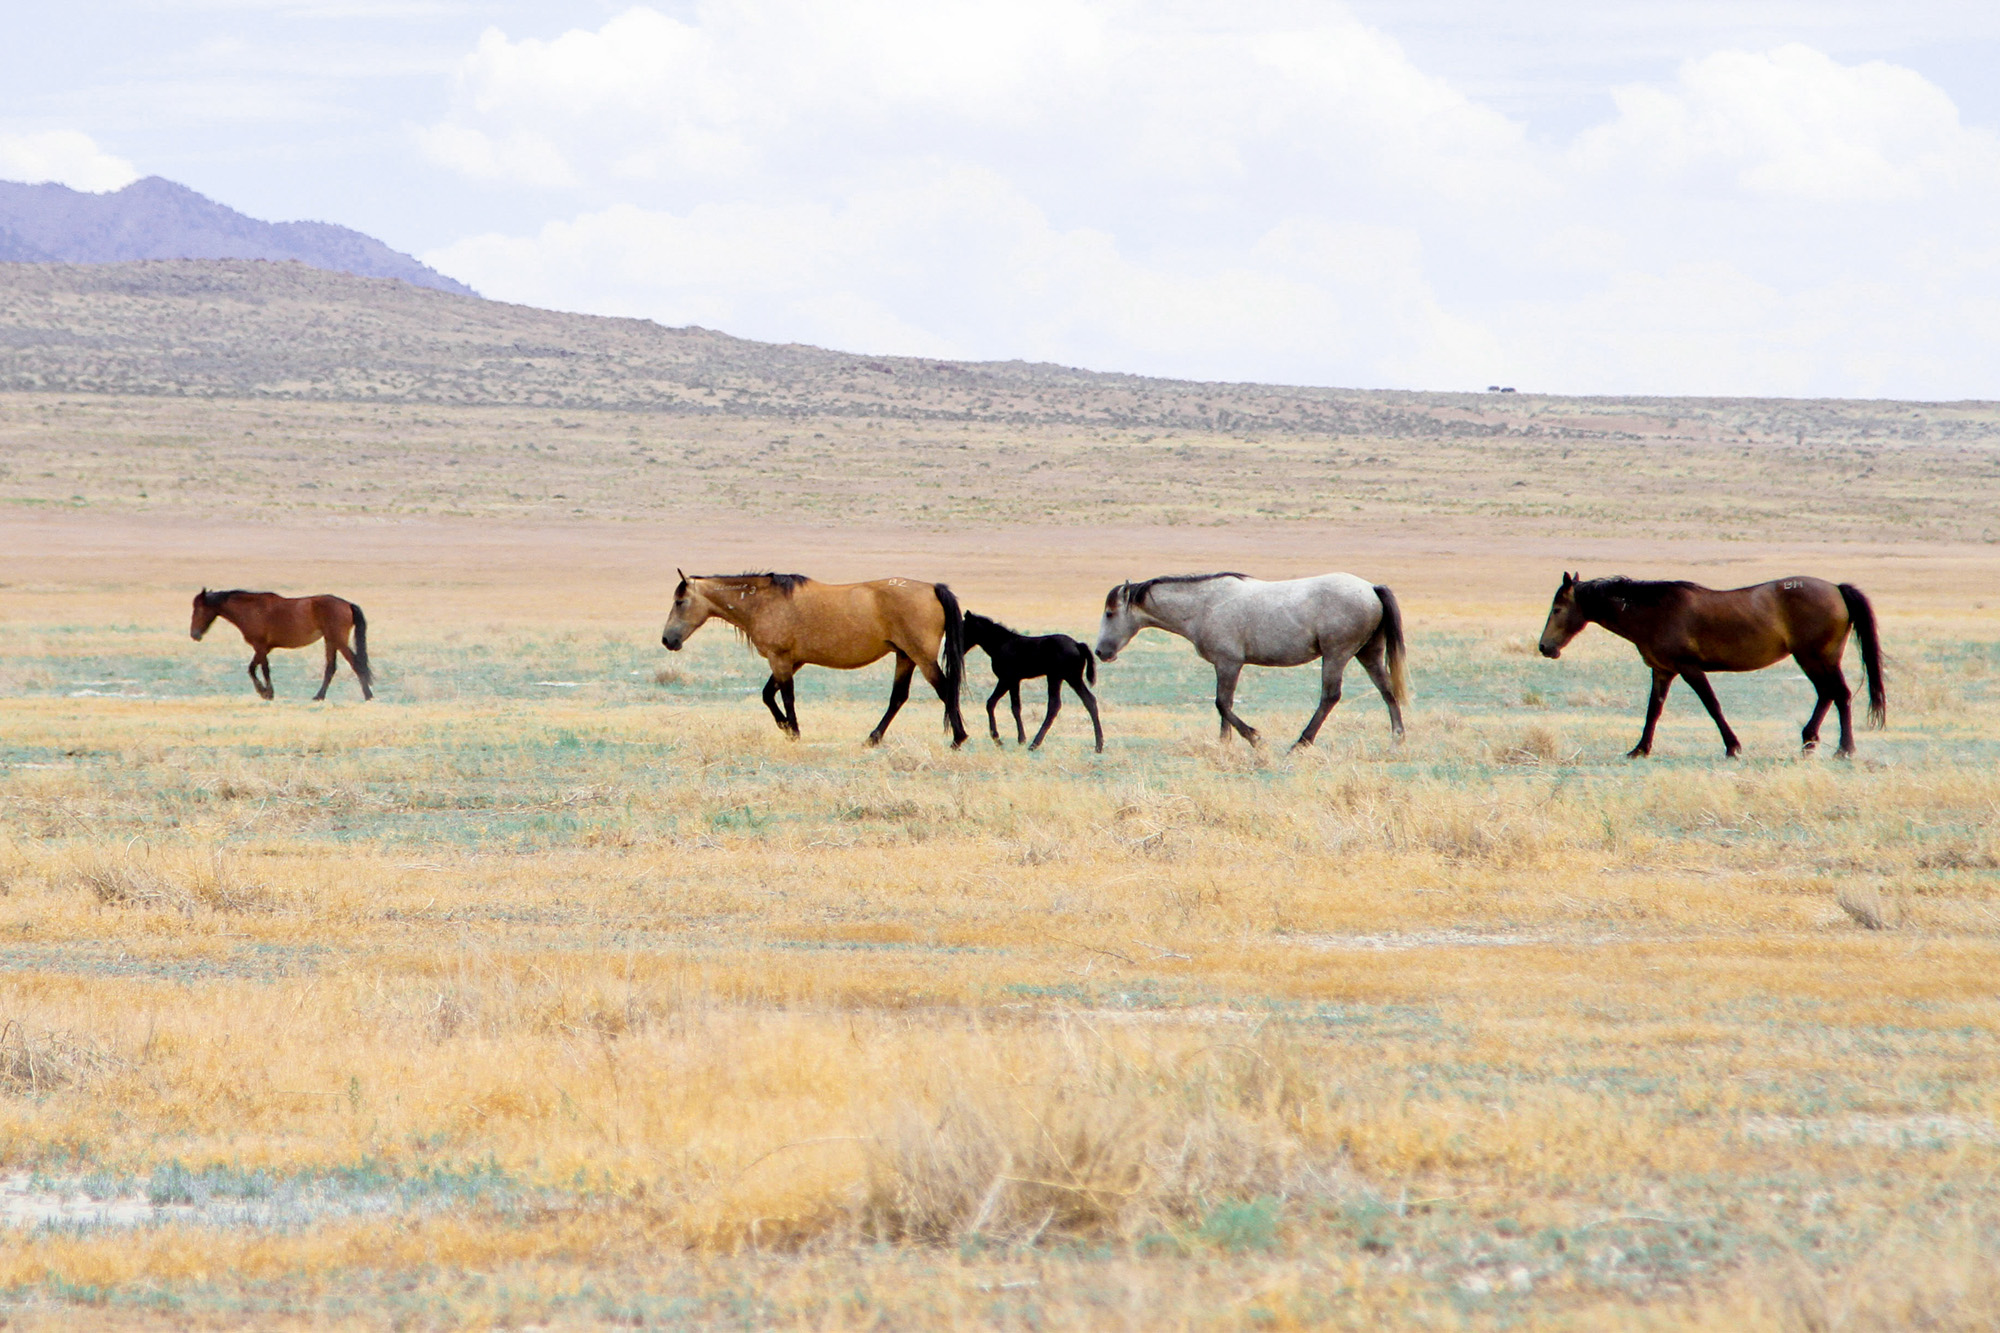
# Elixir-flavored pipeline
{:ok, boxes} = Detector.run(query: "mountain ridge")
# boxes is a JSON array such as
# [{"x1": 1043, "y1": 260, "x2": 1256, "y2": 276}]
[{"x1": 0, "y1": 177, "x2": 475, "y2": 296}]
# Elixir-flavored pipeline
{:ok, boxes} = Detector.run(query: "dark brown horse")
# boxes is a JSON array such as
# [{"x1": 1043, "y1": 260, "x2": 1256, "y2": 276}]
[
  {"x1": 1538, "y1": 574, "x2": 1883, "y2": 757},
  {"x1": 191, "y1": 589, "x2": 373, "y2": 701},
  {"x1": 661, "y1": 572, "x2": 968, "y2": 747}
]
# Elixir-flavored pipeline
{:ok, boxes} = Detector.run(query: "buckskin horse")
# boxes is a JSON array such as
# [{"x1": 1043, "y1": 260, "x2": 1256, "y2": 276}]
[
  {"x1": 961, "y1": 611, "x2": 1104, "y2": 753},
  {"x1": 191, "y1": 589, "x2": 374, "y2": 701},
  {"x1": 1094, "y1": 572, "x2": 1408, "y2": 747},
  {"x1": 661, "y1": 572, "x2": 969, "y2": 747},
  {"x1": 1537, "y1": 573, "x2": 1885, "y2": 757}
]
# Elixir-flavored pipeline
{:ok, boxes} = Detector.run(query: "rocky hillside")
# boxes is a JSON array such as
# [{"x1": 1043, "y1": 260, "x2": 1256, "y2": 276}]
[
  {"x1": 0, "y1": 178, "x2": 473, "y2": 296},
  {"x1": 2, "y1": 258, "x2": 1995, "y2": 445}
]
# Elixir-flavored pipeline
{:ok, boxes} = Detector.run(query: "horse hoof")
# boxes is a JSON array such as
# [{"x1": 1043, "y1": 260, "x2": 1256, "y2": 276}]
[{"x1": 1626, "y1": 747, "x2": 1649, "y2": 759}]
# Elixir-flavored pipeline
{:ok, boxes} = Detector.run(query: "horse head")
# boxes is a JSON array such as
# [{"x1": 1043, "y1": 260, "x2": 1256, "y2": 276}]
[
  {"x1": 190, "y1": 588, "x2": 220, "y2": 641},
  {"x1": 1538, "y1": 572, "x2": 1589, "y2": 658},
  {"x1": 661, "y1": 573, "x2": 716, "y2": 651},
  {"x1": 1094, "y1": 580, "x2": 1148, "y2": 662}
]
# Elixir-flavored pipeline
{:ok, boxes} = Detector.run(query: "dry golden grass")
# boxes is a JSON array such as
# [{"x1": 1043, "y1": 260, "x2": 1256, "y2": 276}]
[{"x1": 0, "y1": 390, "x2": 1996, "y2": 1327}]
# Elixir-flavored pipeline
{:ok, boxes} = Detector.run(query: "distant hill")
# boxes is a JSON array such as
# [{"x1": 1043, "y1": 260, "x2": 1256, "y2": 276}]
[
  {"x1": 0, "y1": 177, "x2": 474, "y2": 296},
  {"x1": 1, "y1": 258, "x2": 1994, "y2": 445}
]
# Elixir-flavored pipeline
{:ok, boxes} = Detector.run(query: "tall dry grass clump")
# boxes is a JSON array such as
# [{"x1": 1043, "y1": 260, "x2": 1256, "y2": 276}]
[
  {"x1": 60, "y1": 844, "x2": 273, "y2": 915},
  {"x1": 0, "y1": 1020, "x2": 120, "y2": 1096},
  {"x1": 859, "y1": 1022, "x2": 1345, "y2": 1247}
]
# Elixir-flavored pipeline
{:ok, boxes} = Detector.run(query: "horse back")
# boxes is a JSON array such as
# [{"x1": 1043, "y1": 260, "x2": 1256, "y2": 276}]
[
  {"x1": 780, "y1": 577, "x2": 945, "y2": 667},
  {"x1": 1673, "y1": 577, "x2": 1847, "y2": 668}
]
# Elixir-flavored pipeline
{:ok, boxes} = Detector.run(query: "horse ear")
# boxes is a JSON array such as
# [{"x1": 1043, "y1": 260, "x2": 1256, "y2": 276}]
[{"x1": 676, "y1": 568, "x2": 686, "y2": 582}]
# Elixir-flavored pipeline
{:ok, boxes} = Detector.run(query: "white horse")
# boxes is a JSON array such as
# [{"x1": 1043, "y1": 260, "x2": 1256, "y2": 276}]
[{"x1": 1094, "y1": 572, "x2": 1408, "y2": 747}]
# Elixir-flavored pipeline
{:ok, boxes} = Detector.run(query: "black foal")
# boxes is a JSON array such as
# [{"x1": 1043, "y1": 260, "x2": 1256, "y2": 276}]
[{"x1": 962, "y1": 612, "x2": 1105, "y2": 753}]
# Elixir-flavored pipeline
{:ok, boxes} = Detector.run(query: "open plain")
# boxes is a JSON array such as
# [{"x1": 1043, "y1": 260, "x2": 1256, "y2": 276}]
[{"x1": 2, "y1": 274, "x2": 2000, "y2": 1329}]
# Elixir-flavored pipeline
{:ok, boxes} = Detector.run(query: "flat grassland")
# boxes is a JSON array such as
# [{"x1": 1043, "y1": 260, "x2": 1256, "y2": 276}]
[{"x1": 1, "y1": 388, "x2": 1999, "y2": 1330}]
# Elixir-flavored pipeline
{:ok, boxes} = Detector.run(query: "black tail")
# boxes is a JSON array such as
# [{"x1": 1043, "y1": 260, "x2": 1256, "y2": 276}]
[
  {"x1": 1838, "y1": 583, "x2": 1885, "y2": 728},
  {"x1": 1083, "y1": 648, "x2": 1097, "y2": 686},
  {"x1": 348, "y1": 600, "x2": 373, "y2": 687},
  {"x1": 933, "y1": 583, "x2": 967, "y2": 737},
  {"x1": 1369, "y1": 585, "x2": 1409, "y2": 705}
]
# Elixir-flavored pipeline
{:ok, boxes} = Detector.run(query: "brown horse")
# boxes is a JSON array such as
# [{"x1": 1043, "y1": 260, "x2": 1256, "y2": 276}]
[
  {"x1": 1538, "y1": 573, "x2": 1883, "y2": 757},
  {"x1": 661, "y1": 572, "x2": 968, "y2": 747},
  {"x1": 191, "y1": 589, "x2": 374, "y2": 701}
]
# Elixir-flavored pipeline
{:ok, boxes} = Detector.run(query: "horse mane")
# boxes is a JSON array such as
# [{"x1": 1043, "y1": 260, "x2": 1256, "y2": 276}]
[
  {"x1": 1124, "y1": 572, "x2": 1249, "y2": 607},
  {"x1": 963, "y1": 610, "x2": 1012, "y2": 635},
  {"x1": 202, "y1": 589, "x2": 263, "y2": 607},
  {"x1": 1578, "y1": 577, "x2": 1701, "y2": 614},
  {"x1": 694, "y1": 572, "x2": 809, "y2": 596}
]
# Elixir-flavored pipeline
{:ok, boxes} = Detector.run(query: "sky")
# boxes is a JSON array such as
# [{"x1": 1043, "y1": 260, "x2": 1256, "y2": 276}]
[{"x1": 5, "y1": 2, "x2": 2000, "y2": 399}]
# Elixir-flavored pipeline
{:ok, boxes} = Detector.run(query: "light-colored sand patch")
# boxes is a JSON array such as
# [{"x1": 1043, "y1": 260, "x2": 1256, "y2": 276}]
[{"x1": 1740, "y1": 1114, "x2": 2000, "y2": 1147}]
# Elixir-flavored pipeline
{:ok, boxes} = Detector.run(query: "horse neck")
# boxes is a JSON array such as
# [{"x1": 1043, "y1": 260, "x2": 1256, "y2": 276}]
[
  {"x1": 1577, "y1": 584, "x2": 1639, "y2": 639},
  {"x1": 1133, "y1": 583, "x2": 1213, "y2": 638},
  {"x1": 702, "y1": 581, "x2": 781, "y2": 637}
]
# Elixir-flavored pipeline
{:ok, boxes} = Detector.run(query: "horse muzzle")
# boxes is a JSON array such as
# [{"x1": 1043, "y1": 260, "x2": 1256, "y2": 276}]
[
  {"x1": 1539, "y1": 644, "x2": 1561, "y2": 660},
  {"x1": 1094, "y1": 646, "x2": 1117, "y2": 663}
]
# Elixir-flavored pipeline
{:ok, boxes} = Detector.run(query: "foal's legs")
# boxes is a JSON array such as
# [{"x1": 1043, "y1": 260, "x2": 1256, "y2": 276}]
[
  {"x1": 1028, "y1": 678, "x2": 1063, "y2": 749},
  {"x1": 869, "y1": 654, "x2": 917, "y2": 746},
  {"x1": 1294, "y1": 651, "x2": 1347, "y2": 749},
  {"x1": 1212, "y1": 659, "x2": 1259, "y2": 744},
  {"x1": 1795, "y1": 653, "x2": 1854, "y2": 756},
  {"x1": 1009, "y1": 683, "x2": 1026, "y2": 744},
  {"x1": 1680, "y1": 669, "x2": 1742, "y2": 758},
  {"x1": 1630, "y1": 667, "x2": 1674, "y2": 757},
  {"x1": 985, "y1": 680, "x2": 1009, "y2": 744},
  {"x1": 1357, "y1": 636, "x2": 1405, "y2": 738}
]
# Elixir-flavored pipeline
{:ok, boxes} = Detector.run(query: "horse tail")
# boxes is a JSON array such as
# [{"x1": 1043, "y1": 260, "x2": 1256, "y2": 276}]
[
  {"x1": 1083, "y1": 646, "x2": 1097, "y2": 686},
  {"x1": 933, "y1": 582, "x2": 965, "y2": 710},
  {"x1": 348, "y1": 600, "x2": 374, "y2": 687},
  {"x1": 1838, "y1": 583, "x2": 1885, "y2": 728},
  {"x1": 1371, "y1": 585, "x2": 1410, "y2": 705}
]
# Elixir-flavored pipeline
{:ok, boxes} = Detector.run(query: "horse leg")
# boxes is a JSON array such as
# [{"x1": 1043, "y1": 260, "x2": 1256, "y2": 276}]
[
  {"x1": 1357, "y1": 637, "x2": 1405, "y2": 738},
  {"x1": 314, "y1": 638, "x2": 338, "y2": 701},
  {"x1": 1029, "y1": 678, "x2": 1063, "y2": 749},
  {"x1": 1797, "y1": 654, "x2": 1855, "y2": 756},
  {"x1": 779, "y1": 676, "x2": 801, "y2": 736},
  {"x1": 335, "y1": 640, "x2": 372, "y2": 701},
  {"x1": 1680, "y1": 669, "x2": 1742, "y2": 758},
  {"x1": 1010, "y1": 683, "x2": 1026, "y2": 744},
  {"x1": 985, "y1": 680, "x2": 1008, "y2": 745},
  {"x1": 1630, "y1": 668, "x2": 1673, "y2": 757},
  {"x1": 869, "y1": 654, "x2": 916, "y2": 746},
  {"x1": 1072, "y1": 672, "x2": 1105, "y2": 754},
  {"x1": 1213, "y1": 660, "x2": 1259, "y2": 744},
  {"x1": 1294, "y1": 652, "x2": 1347, "y2": 749},
  {"x1": 760, "y1": 675, "x2": 793, "y2": 735},
  {"x1": 915, "y1": 652, "x2": 970, "y2": 749},
  {"x1": 248, "y1": 650, "x2": 274, "y2": 700}
]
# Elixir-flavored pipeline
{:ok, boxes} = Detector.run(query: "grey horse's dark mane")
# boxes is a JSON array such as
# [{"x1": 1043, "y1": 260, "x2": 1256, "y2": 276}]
[
  {"x1": 689, "y1": 572, "x2": 809, "y2": 596},
  {"x1": 1578, "y1": 577, "x2": 1701, "y2": 614},
  {"x1": 1121, "y1": 572, "x2": 1249, "y2": 607}
]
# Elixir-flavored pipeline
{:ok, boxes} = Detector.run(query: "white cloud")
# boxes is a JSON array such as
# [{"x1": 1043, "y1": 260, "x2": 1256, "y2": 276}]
[
  {"x1": 417, "y1": 6, "x2": 2000, "y2": 397},
  {"x1": 1574, "y1": 44, "x2": 1997, "y2": 202},
  {"x1": 0, "y1": 130, "x2": 140, "y2": 192}
]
